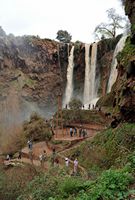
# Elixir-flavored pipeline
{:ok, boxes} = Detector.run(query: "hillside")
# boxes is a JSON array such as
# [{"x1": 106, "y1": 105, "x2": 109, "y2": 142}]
[{"x1": 0, "y1": 0, "x2": 135, "y2": 200}]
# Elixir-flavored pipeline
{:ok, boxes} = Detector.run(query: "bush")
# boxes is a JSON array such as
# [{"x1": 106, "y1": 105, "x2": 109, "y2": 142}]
[
  {"x1": 23, "y1": 112, "x2": 52, "y2": 142},
  {"x1": 89, "y1": 168, "x2": 133, "y2": 200},
  {"x1": 1, "y1": 126, "x2": 25, "y2": 155},
  {"x1": 69, "y1": 98, "x2": 82, "y2": 110},
  {"x1": 59, "y1": 177, "x2": 83, "y2": 197}
]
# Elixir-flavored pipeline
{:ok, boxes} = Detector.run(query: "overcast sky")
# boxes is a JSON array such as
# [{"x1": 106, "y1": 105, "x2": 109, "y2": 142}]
[{"x1": 0, "y1": 0, "x2": 126, "y2": 43}]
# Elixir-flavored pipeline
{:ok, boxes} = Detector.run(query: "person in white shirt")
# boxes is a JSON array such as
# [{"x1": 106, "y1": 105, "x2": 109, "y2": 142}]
[
  {"x1": 73, "y1": 158, "x2": 78, "y2": 174},
  {"x1": 65, "y1": 157, "x2": 69, "y2": 167}
]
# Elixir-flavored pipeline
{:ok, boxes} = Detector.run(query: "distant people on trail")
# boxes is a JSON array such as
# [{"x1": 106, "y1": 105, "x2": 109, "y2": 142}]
[
  {"x1": 88, "y1": 104, "x2": 91, "y2": 110},
  {"x1": 99, "y1": 106, "x2": 101, "y2": 112},
  {"x1": 39, "y1": 150, "x2": 47, "y2": 167},
  {"x1": 79, "y1": 128, "x2": 82, "y2": 137},
  {"x1": 65, "y1": 157, "x2": 69, "y2": 167},
  {"x1": 18, "y1": 150, "x2": 22, "y2": 159},
  {"x1": 65, "y1": 104, "x2": 68, "y2": 109},
  {"x1": 82, "y1": 105, "x2": 84, "y2": 109},
  {"x1": 29, "y1": 150, "x2": 33, "y2": 164},
  {"x1": 73, "y1": 158, "x2": 78, "y2": 174},
  {"x1": 74, "y1": 127, "x2": 77, "y2": 136},
  {"x1": 27, "y1": 140, "x2": 33, "y2": 150},
  {"x1": 92, "y1": 104, "x2": 95, "y2": 110},
  {"x1": 70, "y1": 127, "x2": 73, "y2": 137},
  {"x1": 6, "y1": 154, "x2": 10, "y2": 161},
  {"x1": 83, "y1": 129, "x2": 87, "y2": 138}
]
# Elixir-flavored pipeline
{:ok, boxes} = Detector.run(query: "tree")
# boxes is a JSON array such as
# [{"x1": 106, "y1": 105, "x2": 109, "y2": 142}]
[
  {"x1": 56, "y1": 30, "x2": 72, "y2": 43},
  {"x1": 69, "y1": 98, "x2": 82, "y2": 110},
  {"x1": 23, "y1": 112, "x2": 52, "y2": 142},
  {"x1": 94, "y1": 8, "x2": 125, "y2": 39}
]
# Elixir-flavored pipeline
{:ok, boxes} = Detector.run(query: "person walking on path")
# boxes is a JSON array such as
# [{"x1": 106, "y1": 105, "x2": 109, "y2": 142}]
[
  {"x1": 39, "y1": 150, "x2": 47, "y2": 168},
  {"x1": 73, "y1": 158, "x2": 78, "y2": 174},
  {"x1": 74, "y1": 127, "x2": 77, "y2": 136},
  {"x1": 65, "y1": 157, "x2": 69, "y2": 167},
  {"x1": 29, "y1": 150, "x2": 33, "y2": 164},
  {"x1": 70, "y1": 128, "x2": 73, "y2": 137},
  {"x1": 27, "y1": 139, "x2": 33, "y2": 150}
]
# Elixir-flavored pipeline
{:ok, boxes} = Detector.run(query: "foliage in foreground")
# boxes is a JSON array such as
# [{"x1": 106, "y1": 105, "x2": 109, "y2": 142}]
[
  {"x1": 0, "y1": 123, "x2": 134, "y2": 200},
  {"x1": 16, "y1": 166, "x2": 134, "y2": 200},
  {"x1": 0, "y1": 164, "x2": 37, "y2": 200}
]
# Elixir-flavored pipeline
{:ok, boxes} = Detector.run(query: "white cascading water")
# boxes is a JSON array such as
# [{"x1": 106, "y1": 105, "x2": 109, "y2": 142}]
[
  {"x1": 63, "y1": 46, "x2": 75, "y2": 107},
  {"x1": 90, "y1": 42, "x2": 98, "y2": 99},
  {"x1": 83, "y1": 43, "x2": 91, "y2": 104},
  {"x1": 107, "y1": 34, "x2": 128, "y2": 93},
  {"x1": 83, "y1": 43, "x2": 98, "y2": 108}
]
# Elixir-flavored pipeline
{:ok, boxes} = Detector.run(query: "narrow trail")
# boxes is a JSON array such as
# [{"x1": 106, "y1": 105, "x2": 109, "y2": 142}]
[{"x1": 57, "y1": 132, "x2": 98, "y2": 178}]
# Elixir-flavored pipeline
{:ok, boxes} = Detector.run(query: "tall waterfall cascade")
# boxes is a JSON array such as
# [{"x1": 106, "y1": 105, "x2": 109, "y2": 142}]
[
  {"x1": 107, "y1": 35, "x2": 128, "y2": 93},
  {"x1": 63, "y1": 46, "x2": 75, "y2": 107},
  {"x1": 83, "y1": 43, "x2": 98, "y2": 108},
  {"x1": 83, "y1": 44, "x2": 91, "y2": 104}
]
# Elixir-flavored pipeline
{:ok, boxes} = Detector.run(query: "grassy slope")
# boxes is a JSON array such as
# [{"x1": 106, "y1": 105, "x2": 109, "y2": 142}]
[{"x1": 14, "y1": 123, "x2": 135, "y2": 200}]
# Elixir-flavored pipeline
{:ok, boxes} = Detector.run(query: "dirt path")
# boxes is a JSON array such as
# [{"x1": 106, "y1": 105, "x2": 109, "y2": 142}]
[{"x1": 4, "y1": 124, "x2": 104, "y2": 177}]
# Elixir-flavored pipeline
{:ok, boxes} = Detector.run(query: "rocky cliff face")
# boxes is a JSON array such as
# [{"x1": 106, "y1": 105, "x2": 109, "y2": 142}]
[
  {"x1": 0, "y1": 27, "x2": 120, "y2": 132},
  {"x1": 98, "y1": 1, "x2": 135, "y2": 123},
  {"x1": 96, "y1": 35, "x2": 121, "y2": 96},
  {"x1": 0, "y1": 31, "x2": 64, "y2": 130}
]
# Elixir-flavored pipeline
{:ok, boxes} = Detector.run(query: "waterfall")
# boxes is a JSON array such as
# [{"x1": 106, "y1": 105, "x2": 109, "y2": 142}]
[
  {"x1": 107, "y1": 35, "x2": 127, "y2": 93},
  {"x1": 90, "y1": 42, "x2": 98, "y2": 99},
  {"x1": 83, "y1": 42, "x2": 98, "y2": 107},
  {"x1": 63, "y1": 46, "x2": 74, "y2": 107},
  {"x1": 83, "y1": 44, "x2": 91, "y2": 104}
]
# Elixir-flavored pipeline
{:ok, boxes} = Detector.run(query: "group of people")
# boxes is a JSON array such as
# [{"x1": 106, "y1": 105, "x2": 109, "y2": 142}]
[
  {"x1": 65, "y1": 157, "x2": 78, "y2": 174},
  {"x1": 69, "y1": 127, "x2": 87, "y2": 138},
  {"x1": 5, "y1": 140, "x2": 79, "y2": 175},
  {"x1": 65, "y1": 104, "x2": 100, "y2": 110}
]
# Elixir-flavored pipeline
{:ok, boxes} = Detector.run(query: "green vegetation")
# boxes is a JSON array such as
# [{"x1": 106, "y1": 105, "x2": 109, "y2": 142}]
[
  {"x1": 117, "y1": 37, "x2": 135, "y2": 67},
  {"x1": 53, "y1": 109, "x2": 105, "y2": 126},
  {"x1": 0, "y1": 123, "x2": 134, "y2": 200},
  {"x1": 16, "y1": 165, "x2": 134, "y2": 200},
  {"x1": 69, "y1": 98, "x2": 83, "y2": 110},
  {"x1": 23, "y1": 112, "x2": 52, "y2": 142},
  {"x1": 65, "y1": 123, "x2": 135, "y2": 170},
  {"x1": 56, "y1": 30, "x2": 72, "y2": 43}
]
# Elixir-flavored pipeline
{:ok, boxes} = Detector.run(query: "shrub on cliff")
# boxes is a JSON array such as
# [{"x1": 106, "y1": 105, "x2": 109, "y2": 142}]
[
  {"x1": 23, "y1": 112, "x2": 52, "y2": 142},
  {"x1": 68, "y1": 98, "x2": 82, "y2": 110}
]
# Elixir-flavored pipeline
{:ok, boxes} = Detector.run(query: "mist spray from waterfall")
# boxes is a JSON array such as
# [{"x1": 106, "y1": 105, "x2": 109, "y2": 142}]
[
  {"x1": 83, "y1": 43, "x2": 98, "y2": 108},
  {"x1": 63, "y1": 46, "x2": 74, "y2": 107},
  {"x1": 107, "y1": 34, "x2": 128, "y2": 93}
]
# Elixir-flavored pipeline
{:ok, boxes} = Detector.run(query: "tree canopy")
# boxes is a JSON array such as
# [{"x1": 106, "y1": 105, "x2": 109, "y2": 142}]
[
  {"x1": 94, "y1": 8, "x2": 125, "y2": 39},
  {"x1": 56, "y1": 30, "x2": 72, "y2": 43}
]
